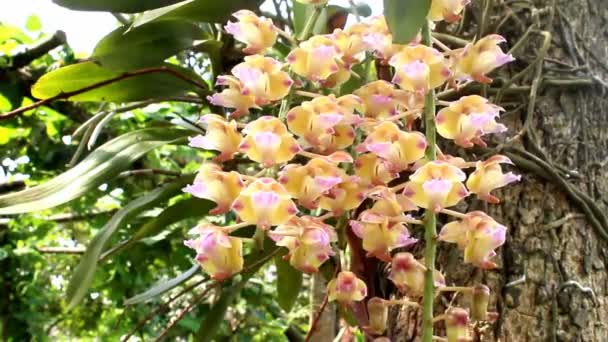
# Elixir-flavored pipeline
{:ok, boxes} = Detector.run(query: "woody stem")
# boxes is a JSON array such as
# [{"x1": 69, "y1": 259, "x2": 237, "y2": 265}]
[{"x1": 421, "y1": 20, "x2": 438, "y2": 342}]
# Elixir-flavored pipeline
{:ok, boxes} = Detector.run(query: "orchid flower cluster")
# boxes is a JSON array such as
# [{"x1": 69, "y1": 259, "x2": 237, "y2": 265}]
[{"x1": 183, "y1": 0, "x2": 519, "y2": 340}]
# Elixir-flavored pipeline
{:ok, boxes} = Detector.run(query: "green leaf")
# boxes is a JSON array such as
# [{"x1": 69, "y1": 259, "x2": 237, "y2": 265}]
[
  {"x1": 92, "y1": 20, "x2": 206, "y2": 69},
  {"x1": 25, "y1": 15, "x2": 42, "y2": 32},
  {"x1": 383, "y1": 0, "x2": 431, "y2": 44},
  {"x1": 274, "y1": 253, "x2": 302, "y2": 312},
  {"x1": 31, "y1": 62, "x2": 205, "y2": 102},
  {"x1": 0, "y1": 126, "x2": 30, "y2": 144},
  {"x1": 52, "y1": 0, "x2": 185, "y2": 13},
  {"x1": 123, "y1": 264, "x2": 200, "y2": 306},
  {"x1": 195, "y1": 239, "x2": 279, "y2": 342},
  {"x1": 100, "y1": 197, "x2": 213, "y2": 260},
  {"x1": 0, "y1": 128, "x2": 190, "y2": 214},
  {"x1": 131, "y1": 0, "x2": 264, "y2": 28},
  {"x1": 292, "y1": 3, "x2": 371, "y2": 36},
  {"x1": 66, "y1": 176, "x2": 193, "y2": 309}
]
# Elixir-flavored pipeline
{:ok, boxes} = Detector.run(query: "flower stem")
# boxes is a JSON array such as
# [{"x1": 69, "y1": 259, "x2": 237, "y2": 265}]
[
  {"x1": 421, "y1": 20, "x2": 438, "y2": 342},
  {"x1": 299, "y1": 5, "x2": 323, "y2": 41}
]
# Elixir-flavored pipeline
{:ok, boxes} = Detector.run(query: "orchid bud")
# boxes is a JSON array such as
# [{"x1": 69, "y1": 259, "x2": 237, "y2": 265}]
[
  {"x1": 436, "y1": 95, "x2": 507, "y2": 148},
  {"x1": 225, "y1": 10, "x2": 277, "y2": 54},
  {"x1": 451, "y1": 34, "x2": 515, "y2": 83},
  {"x1": 239, "y1": 116, "x2": 300, "y2": 167},
  {"x1": 183, "y1": 163, "x2": 244, "y2": 215},
  {"x1": 184, "y1": 224, "x2": 243, "y2": 280},
  {"x1": 388, "y1": 252, "x2": 445, "y2": 297},
  {"x1": 445, "y1": 308, "x2": 470, "y2": 342},
  {"x1": 402, "y1": 161, "x2": 469, "y2": 213},
  {"x1": 188, "y1": 114, "x2": 242, "y2": 162},
  {"x1": 466, "y1": 155, "x2": 521, "y2": 203},
  {"x1": 389, "y1": 45, "x2": 451, "y2": 95},
  {"x1": 327, "y1": 271, "x2": 368, "y2": 304},
  {"x1": 367, "y1": 297, "x2": 388, "y2": 335},
  {"x1": 232, "y1": 177, "x2": 298, "y2": 229},
  {"x1": 471, "y1": 285, "x2": 490, "y2": 321}
]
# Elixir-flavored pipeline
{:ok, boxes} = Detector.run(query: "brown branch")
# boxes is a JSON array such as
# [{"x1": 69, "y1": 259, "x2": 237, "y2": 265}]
[
  {"x1": 46, "y1": 209, "x2": 118, "y2": 223},
  {"x1": 11, "y1": 30, "x2": 67, "y2": 69},
  {"x1": 0, "y1": 66, "x2": 208, "y2": 121},
  {"x1": 152, "y1": 282, "x2": 220, "y2": 342},
  {"x1": 120, "y1": 278, "x2": 209, "y2": 342},
  {"x1": 118, "y1": 169, "x2": 182, "y2": 178},
  {"x1": 304, "y1": 292, "x2": 329, "y2": 342},
  {"x1": 36, "y1": 246, "x2": 85, "y2": 254}
]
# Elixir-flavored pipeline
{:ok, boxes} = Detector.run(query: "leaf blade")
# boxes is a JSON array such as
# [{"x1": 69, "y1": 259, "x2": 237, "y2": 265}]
[
  {"x1": 383, "y1": 0, "x2": 431, "y2": 44},
  {"x1": 0, "y1": 128, "x2": 190, "y2": 214},
  {"x1": 66, "y1": 176, "x2": 194, "y2": 309},
  {"x1": 92, "y1": 20, "x2": 206, "y2": 70},
  {"x1": 52, "y1": 0, "x2": 185, "y2": 13},
  {"x1": 31, "y1": 62, "x2": 205, "y2": 102},
  {"x1": 123, "y1": 264, "x2": 200, "y2": 306},
  {"x1": 275, "y1": 253, "x2": 303, "y2": 312}
]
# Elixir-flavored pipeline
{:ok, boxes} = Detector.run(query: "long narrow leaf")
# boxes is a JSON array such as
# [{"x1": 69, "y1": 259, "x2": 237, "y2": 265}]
[
  {"x1": 0, "y1": 128, "x2": 189, "y2": 214},
  {"x1": 66, "y1": 175, "x2": 194, "y2": 309},
  {"x1": 123, "y1": 264, "x2": 200, "y2": 306}
]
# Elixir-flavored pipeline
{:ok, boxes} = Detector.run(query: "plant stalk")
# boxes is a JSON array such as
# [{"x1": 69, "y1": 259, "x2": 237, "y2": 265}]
[
  {"x1": 421, "y1": 20, "x2": 438, "y2": 342},
  {"x1": 299, "y1": 5, "x2": 322, "y2": 41}
]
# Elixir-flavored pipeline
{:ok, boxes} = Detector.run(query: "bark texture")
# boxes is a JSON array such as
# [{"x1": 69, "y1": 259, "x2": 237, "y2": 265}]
[{"x1": 387, "y1": 0, "x2": 608, "y2": 340}]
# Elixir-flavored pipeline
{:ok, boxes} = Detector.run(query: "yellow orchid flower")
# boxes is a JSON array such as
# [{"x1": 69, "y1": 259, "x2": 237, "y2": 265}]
[
  {"x1": 389, "y1": 45, "x2": 451, "y2": 94},
  {"x1": 327, "y1": 271, "x2": 368, "y2": 304},
  {"x1": 182, "y1": 163, "x2": 244, "y2": 215},
  {"x1": 350, "y1": 188, "x2": 418, "y2": 261},
  {"x1": 287, "y1": 94, "x2": 363, "y2": 153},
  {"x1": 330, "y1": 28, "x2": 368, "y2": 67},
  {"x1": 270, "y1": 216, "x2": 337, "y2": 273},
  {"x1": 225, "y1": 10, "x2": 277, "y2": 54},
  {"x1": 318, "y1": 175, "x2": 367, "y2": 214},
  {"x1": 231, "y1": 55, "x2": 293, "y2": 105},
  {"x1": 356, "y1": 121, "x2": 427, "y2": 173},
  {"x1": 232, "y1": 177, "x2": 298, "y2": 229},
  {"x1": 207, "y1": 75, "x2": 259, "y2": 118},
  {"x1": 188, "y1": 114, "x2": 242, "y2": 162},
  {"x1": 438, "y1": 211, "x2": 507, "y2": 269},
  {"x1": 451, "y1": 34, "x2": 515, "y2": 83},
  {"x1": 402, "y1": 160, "x2": 469, "y2": 212},
  {"x1": 428, "y1": 0, "x2": 471, "y2": 23},
  {"x1": 184, "y1": 224, "x2": 243, "y2": 280},
  {"x1": 354, "y1": 153, "x2": 398, "y2": 187},
  {"x1": 436, "y1": 95, "x2": 507, "y2": 148},
  {"x1": 279, "y1": 158, "x2": 344, "y2": 209},
  {"x1": 239, "y1": 116, "x2": 301, "y2": 167},
  {"x1": 287, "y1": 35, "x2": 342, "y2": 82},
  {"x1": 354, "y1": 80, "x2": 420, "y2": 120},
  {"x1": 466, "y1": 155, "x2": 521, "y2": 203}
]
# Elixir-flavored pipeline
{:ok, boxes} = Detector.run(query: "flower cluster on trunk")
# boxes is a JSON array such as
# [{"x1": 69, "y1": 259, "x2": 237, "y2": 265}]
[{"x1": 183, "y1": 1, "x2": 518, "y2": 340}]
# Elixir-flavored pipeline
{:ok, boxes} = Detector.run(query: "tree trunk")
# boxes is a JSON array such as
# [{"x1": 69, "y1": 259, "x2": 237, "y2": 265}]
[{"x1": 387, "y1": 0, "x2": 608, "y2": 340}]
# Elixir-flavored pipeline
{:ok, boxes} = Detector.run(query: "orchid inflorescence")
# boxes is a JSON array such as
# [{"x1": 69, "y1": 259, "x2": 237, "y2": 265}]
[{"x1": 183, "y1": 0, "x2": 519, "y2": 340}]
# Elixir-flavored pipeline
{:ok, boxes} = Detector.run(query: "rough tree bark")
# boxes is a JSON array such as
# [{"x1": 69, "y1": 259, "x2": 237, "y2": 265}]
[{"x1": 387, "y1": 0, "x2": 608, "y2": 341}]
